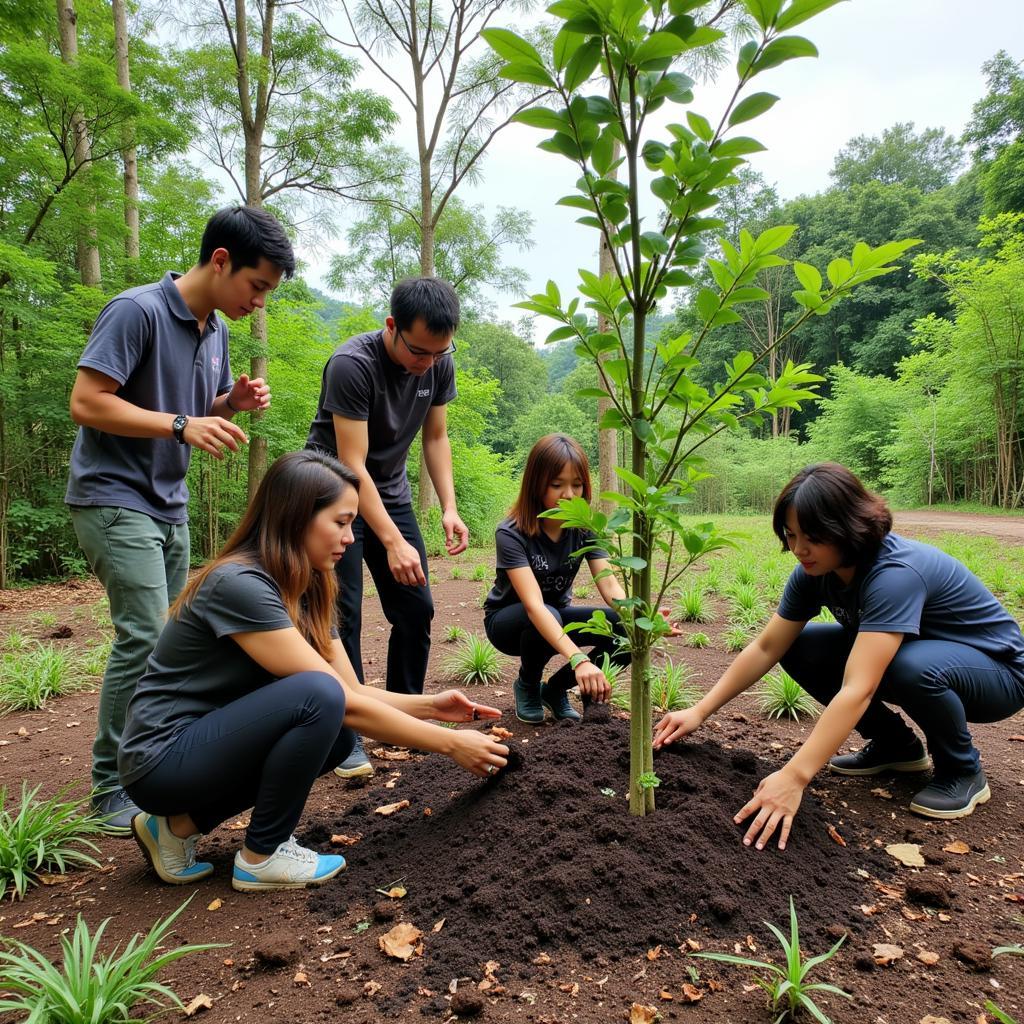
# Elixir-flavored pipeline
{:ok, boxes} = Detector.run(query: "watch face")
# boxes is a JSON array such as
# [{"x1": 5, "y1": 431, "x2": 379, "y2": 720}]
[{"x1": 173, "y1": 414, "x2": 188, "y2": 439}]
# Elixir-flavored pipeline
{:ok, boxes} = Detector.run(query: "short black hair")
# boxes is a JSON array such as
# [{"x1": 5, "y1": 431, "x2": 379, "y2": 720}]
[
  {"x1": 772, "y1": 462, "x2": 892, "y2": 566},
  {"x1": 390, "y1": 277, "x2": 460, "y2": 335},
  {"x1": 199, "y1": 206, "x2": 295, "y2": 278}
]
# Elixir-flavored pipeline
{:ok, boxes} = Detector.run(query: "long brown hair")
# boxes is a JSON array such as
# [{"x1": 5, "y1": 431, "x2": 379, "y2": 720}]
[
  {"x1": 509, "y1": 434, "x2": 592, "y2": 536},
  {"x1": 772, "y1": 462, "x2": 892, "y2": 566},
  {"x1": 171, "y1": 450, "x2": 359, "y2": 658}
]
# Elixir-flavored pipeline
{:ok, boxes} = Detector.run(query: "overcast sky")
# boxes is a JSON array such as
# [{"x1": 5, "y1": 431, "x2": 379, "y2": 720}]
[{"x1": 305, "y1": 0, "x2": 1024, "y2": 334}]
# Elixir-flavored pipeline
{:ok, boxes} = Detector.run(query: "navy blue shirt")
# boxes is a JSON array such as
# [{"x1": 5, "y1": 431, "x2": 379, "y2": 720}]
[
  {"x1": 65, "y1": 272, "x2": 232, "y2": 524},
  {"x1": 777, "y1": 532, "x2": 1024, "y2": 678}
]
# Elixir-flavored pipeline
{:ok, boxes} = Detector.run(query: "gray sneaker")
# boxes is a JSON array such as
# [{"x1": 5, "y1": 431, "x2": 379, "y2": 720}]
[
  {"x1": 92, "y1": 787, "x2": 141, "y2": 836},
  {"x1": 334, "y1": 737, "x2": 374, "y2": 779},
  {"x1": 910, "y1": 770, "x2": 991, "y2": 820},
  {"x1": 829, "y1": 738, "x2": 930, "y2": 776}
]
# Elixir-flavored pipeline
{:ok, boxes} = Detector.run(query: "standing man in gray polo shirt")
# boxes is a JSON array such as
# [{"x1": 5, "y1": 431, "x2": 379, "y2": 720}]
[
  {"x1": 66, "y1": 206, "x2": 295, "y2": 832},
  {"x1": 306, "y1": 278, "x2": 468, "y2": 776}
]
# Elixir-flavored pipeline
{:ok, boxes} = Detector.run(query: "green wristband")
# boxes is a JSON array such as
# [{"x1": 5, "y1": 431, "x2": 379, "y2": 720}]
[{"x1": 569, "y1": 653, "x2": 589, "y2": 671}]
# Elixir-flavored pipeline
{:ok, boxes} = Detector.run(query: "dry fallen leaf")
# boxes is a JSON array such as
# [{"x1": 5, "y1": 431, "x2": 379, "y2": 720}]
[
  {"x1": 489, "y1": 726, "x2": 514, "y2": 740},
  {"x1": 16, "y1": 727, "x2": 29, "y2": 737},
  {"x1": 629, "y1": 1004, "x2": 658, "y2": 1024},
  {"x1": 708, "y1": 979, "x2": 724, "y2": 993},
  {"x1": 886, "y1": 843, "x2": 925, "y2": 867},
  {"x1": 432, "y1": 918, "x2": 445, "y2": 933},
  {"x1": 860, "y1": 904, "x2": 883, "y2": 916},
  {"x1": 558, "y1": 982, "x2": 579, "y2": 996},
  {"x1": 872, "y1": 943, "x2": 904, "y2": 965},
  {"x1": 363, "y1": 980, "x2": 382, "y2": 997},
  {"x1": 293, "y1": 971, "x2": 309, "y2": 987},
  {"x1": 681, "y1": 983, "x2": 703, "y2": 1003},
  {"x1": 374, "y1": 800, "x2": 410, "y2": 816},
  {"x1": 684, "y1": 938, "x2": 701, "y2": 951},
  {"x1": 532, "y1": 953, "x2": 551, "y2": 965},
  {"x1": 378, "y1": 922, "x2": 423, "y2": 960},
  {"x1": 330, "y1": 833, "x2": 362, "y2": 846},
  {"x1": 942, "y1": 840, "x2": 970, "y2": 855},
  {"x1": 385, "y1": 886, "x2": 407, "y2": 899},
  {"x1": 37, "y1": 874, "x2": 66, "y2": 886},
  {"x1": 827, "y1": 824, "x2": 847, "y2": 847},
  {"x1": 916, "y1": 950, "x2": 940, "y2": 965},
  {"x1": 206, "y1": 898, "x2": 222, "y2": 912},
  {"x1": 647, "y1": 944, "x2": 663, "y2": 961},
  {"x1": 871, "y1": 787, "x2": 893, "y2": 799},
  {"x1": 371, "y1": 746, "x2": 412, "y2": 760},
  {"x1": 182, "y1": 993, "x2": 214, "y2": 1016},
  {"x1": 659, "y1": 990, "x2": 674, "y2": 1000}
]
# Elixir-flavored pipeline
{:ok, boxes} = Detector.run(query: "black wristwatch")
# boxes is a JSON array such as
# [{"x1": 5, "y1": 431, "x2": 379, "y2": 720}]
[{"x1": 172, "y1": 413, "x2": 189, "y2": 445}]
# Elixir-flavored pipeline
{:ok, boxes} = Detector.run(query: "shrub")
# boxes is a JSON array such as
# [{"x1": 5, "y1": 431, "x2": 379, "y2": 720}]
[
  {"x1": 0, "y1": 785, "x2": 105, "y2": 901},
  {"x1": 686, "y1": 632, "x2": 711, "y2": 649},
  {"x1": 755, "y1": 669, "x2": 819, "y2": 722},
  {"x1": 675, "y1": 586, "x2": 713, "y2": 624},
  {"x1": 693, "y1": 896, "x2": 851, "y2": 1024},
  {"x1": 0, "y1": 643, "x2": 85, "y2": 711},
  {"x1": 443, "y1": 634, "x2": 503, "y2": 686},
  {"x1": 0, "y1": 897, "x2": 223, "y2": 1022}
]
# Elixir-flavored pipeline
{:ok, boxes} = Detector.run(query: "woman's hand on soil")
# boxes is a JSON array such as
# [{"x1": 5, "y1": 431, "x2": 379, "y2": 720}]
[
  {"x1": 574, "y1": 659, "x2": 610, "y2": 701},
  {"x1": 431, "y1": 689, "x2": 501, "y2": 723},
  {"x1": 449, "y1": 730, "x2": 509, "y2": 776},
  {"x1": 652, "y1": 707, "x2": 704, "y2": 748},
  {"x1": 734, "y1": 769, "x2": 804, "y2": 851}
]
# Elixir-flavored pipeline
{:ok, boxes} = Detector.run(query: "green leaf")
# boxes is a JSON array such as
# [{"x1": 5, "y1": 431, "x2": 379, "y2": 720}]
[
  {"x1": 614, "y1": 465, "x2": 650, "y2": 493},
  {"x1": 483, "y1": 28, "x2": 546, "y2": 66},
  {"x1": 556, "y1": 194, "x2": 596, "y2": 210},
  {"x1": 564, "y1": 38, "x2": 603, "y2": 91},
  {"x1": 775, "y1": 0, "x2": 846, "y2": 31},
  {"x1": 633, "y1": 417, "x2": 654, "y2": 440},
  {"x1": 634, "y1": 31, "x2": 691, "y2": 64},
  {"x1": 713, "y1": 136, "x2": 767, "y2": 157},
  {"x1": 500, "y1": 61, "x2": 557, "y2": 87},
  {"x1": 745, "y1": 0, "x2": 783, "y2": 30},
  {"x1": 793, "y1": 261, "x2": 821, "y2": 292},
  {"x1": 576, "y1": 387, "x2": 611, "y2": 398},
  {"x1": 754, "y1": 224, "x2": 796, "y2": 254},
  {"x1": 538, "y1": 131, "x2": 582, "y2": 159},
  {"x1": 695, "y1": 287, "x2": 719, "y2": 322},
  {"x1": 686, "y1": 110, "x2": 713, "y2": 142},
  {"x1": 728, "y1": 92, "x2": 780, "y2": 126},
  {"x1": 753, "y1": 35, "x2": 818, "y2": 72},
  {"x1": 591, "y1": 128, "x2": 616, "y2": 175},
  {"x1": 618, "y1": 556, "x2": 648, "y2": 570},
  {"x1": 640, "y1": 231, "x2": 670, "y2": 256},
  {"x1": 553, "y1": 27, "x2": 586, "y2": 72},
  {"x1": 513, "y1": 107, "x2": 570, "y2": 131},
  {"x1": 651, "y1": 176, "x2": 678, "y2": 202},
  {"x1": 827, "y1": 256, "x2": 853, "y2": 287}
]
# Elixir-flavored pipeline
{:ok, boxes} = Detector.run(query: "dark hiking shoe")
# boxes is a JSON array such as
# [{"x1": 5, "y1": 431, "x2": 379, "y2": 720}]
[
  {"x1": 541, "y1": 682, "x2": 582, "y2": 722},
  {"x1": 910, "y1": 770, "x2": 991, "y2": 820},
  {"x1": 829, "y1": 738, "x2": 930, "y2": 776},
  {"x1": 92, "y1": 787, "x2": 141, "y2": 836},
  {"x1": 334, "y1": 737, "x2": 374, "y2": 779},
  {"x1": 514, "y1": 677, "x2": 544, "y2": 724}
]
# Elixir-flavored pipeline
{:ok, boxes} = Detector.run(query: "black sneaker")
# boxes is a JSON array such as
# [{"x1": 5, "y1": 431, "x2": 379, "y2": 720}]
[
  {"x1": 514, "y1": 677, "x2": 544, "y2": 724},
  {"x1": 92, "y1": 787, "x2": 141, "y2": 836},
  {"x1": 541, "y1": 682, "x2": 581, "y2": 723},
  {"x1": 910, "y1": 770, "x2": 990, "y2": 820},
  {"x1": 334, "y1": 737, "x2": 375, "y2": 779},
  {"x1": 829, "y1": 738, "x2": 930, "y2": 776}
]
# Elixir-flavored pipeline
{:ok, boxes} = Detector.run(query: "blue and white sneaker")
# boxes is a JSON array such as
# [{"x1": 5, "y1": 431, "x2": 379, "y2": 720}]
[
  {"x1": 333, "y1": 736, "x2": 374, "y2": 778},
  {"x1": 132, "y1": 812, "x2": 214, "y2": 885},
  {"x1": 232, "y1": 836, "x2": 346, "y2": 892}
]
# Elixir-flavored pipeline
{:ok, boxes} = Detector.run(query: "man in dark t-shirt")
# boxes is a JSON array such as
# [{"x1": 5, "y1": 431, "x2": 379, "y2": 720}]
[{"x1": 306, "y1": 278, "x2": 468, "y2": 776}]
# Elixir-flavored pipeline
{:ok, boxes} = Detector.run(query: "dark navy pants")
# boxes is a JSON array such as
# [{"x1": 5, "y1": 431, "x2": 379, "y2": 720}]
[
  {"x1": 336, "y1": 503, "x2": 433, "y2": 695},
  {"x1": 125, "y1": 672, "x2": 354, "y2": 854},
  {"x1": 781, "y1": 623, "x2": 1024, "y2": 777},
  {"x1": 485, "y1": 603, "x2": 630, "y2": 690}
]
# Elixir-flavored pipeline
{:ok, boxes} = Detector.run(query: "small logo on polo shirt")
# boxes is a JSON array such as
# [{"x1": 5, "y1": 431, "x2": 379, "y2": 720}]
[
  {"x1": 211, "y1": 355, "x2": 221, "y2": 371},
  {"x1": 417, "y1": 387, "x2": 431, "y2": 398}
]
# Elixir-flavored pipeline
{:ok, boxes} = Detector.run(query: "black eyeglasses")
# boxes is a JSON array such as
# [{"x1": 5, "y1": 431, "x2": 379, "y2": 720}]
[{"x1": 395, "y1": 329, "x2": 457, "y2": 361}]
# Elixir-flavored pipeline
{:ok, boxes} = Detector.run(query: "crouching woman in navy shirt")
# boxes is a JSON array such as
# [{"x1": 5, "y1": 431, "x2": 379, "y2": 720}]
[
  {"x1": 119, "y1": 450, "x2": 507, "y2": 892},
  {"x1": 654, "y1": 463, "x2": 1024, "y2": 849}
]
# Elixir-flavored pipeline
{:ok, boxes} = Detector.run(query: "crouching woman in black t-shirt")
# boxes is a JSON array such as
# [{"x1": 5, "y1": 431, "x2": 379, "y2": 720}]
[
  {"x1": 483, "y1": 434, "x2": 637, "y2": 724},
  {"x1": 654, "y1": 463, "x2": 1024, "y2": 848},
  {"x1": 118, "y1": 450, "x2": 508, "y2": 892}
]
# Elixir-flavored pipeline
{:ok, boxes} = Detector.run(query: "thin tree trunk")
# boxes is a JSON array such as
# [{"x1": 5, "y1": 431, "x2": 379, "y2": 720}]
[
  {"x1": 56, "y1": 0, "x2": 101, "y2": 287},
  {"x1": 597, "y1": 208, "x2": 618, "y2": 513},
  {"x1": 111, "y1": 0, "x2": 140, "y2": 280}
]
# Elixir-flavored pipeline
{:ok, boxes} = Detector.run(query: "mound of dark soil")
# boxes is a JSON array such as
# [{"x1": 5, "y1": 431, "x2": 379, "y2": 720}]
[{"x1": 308, "y1": 713, "x2": 894, "y2": 999}]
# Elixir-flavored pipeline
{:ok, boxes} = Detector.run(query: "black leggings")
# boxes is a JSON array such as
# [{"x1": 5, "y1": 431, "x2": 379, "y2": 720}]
[
  {"x1": 125, "y1": 672, "x2": 355, "y2": 854},
  {"x1": 484, "y1": 603, "x2": 630, "y2": 690}
]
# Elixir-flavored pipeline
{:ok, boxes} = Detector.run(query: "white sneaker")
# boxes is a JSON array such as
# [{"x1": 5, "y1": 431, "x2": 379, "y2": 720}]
[
  {"x1": 132, "y1": 812, "x2": 213, "y2": 885},
  {"x1": 231, "y1": 836, "x2": 346, "y2": 892}
]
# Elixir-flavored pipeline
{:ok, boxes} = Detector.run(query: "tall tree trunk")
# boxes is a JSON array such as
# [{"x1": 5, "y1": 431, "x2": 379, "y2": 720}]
[
  {"x1": 597, "y1": 217, "x2": 618, "y2": 513},
  {"x1": 111, "y1": 0, "x2": 140, "y2": 281},
  {"x1": 56, "y1": 0, "x2": 101, "y2": 287}
]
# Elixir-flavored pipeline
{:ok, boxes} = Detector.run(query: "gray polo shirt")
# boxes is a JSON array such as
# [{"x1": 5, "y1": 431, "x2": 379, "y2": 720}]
[
  {"x1": 118, "y1": 560, "x2": 296, "y2": 786},
  {"x1": 65, "y1": 272, "x2": 232, "y2": 524},
  {"x1": 305, "y1": 330, "x2": 456, "y2": 505}
]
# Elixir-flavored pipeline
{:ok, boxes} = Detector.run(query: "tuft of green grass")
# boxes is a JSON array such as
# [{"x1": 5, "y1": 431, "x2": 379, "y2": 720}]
[
  {"x1": 723, "y1": 623, "x2": 750, "y2": 653},
  {"x1": 2, "y1": 631, "x2": 32, "y2": 654},
  {"x1": 443, "y1": 624, "x2": 467, "y2": 644},
  {"x1": 993, "y1": 943, "x2": 1024, "y2": 958},
  {"x1": 79, "y1": 640, "x2": 112, "y2": 680},
  {"x1": 32, "y1": 612, "x2": 58, "y2": 629},
  {"x1": 611, "y1": 659, "x2": 700, "y2": 713},
  {"x1": 755, "y1": 669, "x2": 819, "y2": 722},
  {"x1": 0, "y1": 784, "x2": 106, "y2": 901},
  {"x1": 686, "y1": 631, "x2": 710, "y2": 649},
  {"x1": 0, "y1": 643, "x2": 85, "y2": 711},
  {"x1": 90, "y1": 600, "x2": 113, "y2": 631},
  {"x1": 675, "y1": 586, "x2": 713, "y2": 624},
  {"x1": 449, "y1": 565, "x2": 464, "y2": 580},
  {"x1": 470, "y1": 563, "x2": 491, "y2": 582},
  {"x1": 732, "y1": 561, "x2": 758, "y2": 587},
  {"x1": 701, "y1": 562, "x2": 723, "y2": 595},
  {"x1": 693, "y1": 896, "x2": 851, "y2": 1024},
  {"x1": 0, "y1": 896, "x2": 224, "y2": 1022},
  {"x1": 985, "y1": 1003, "x2": 1018, "y2": 1024},
  {"x1": 727, "y1": 582, "x2": 764, "y2": 618},
  {"x1": 443, "y1": 633, "x2": 503, "y2": 686}
]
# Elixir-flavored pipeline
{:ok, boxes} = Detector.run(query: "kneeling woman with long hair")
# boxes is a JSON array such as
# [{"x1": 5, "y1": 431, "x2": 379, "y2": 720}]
[
  {"x1": 655, "y1": 463, "x2": 1024, "y2": 849},
  {"x1": 119, "y1": 451, "x2": 508, "y2": 892}
]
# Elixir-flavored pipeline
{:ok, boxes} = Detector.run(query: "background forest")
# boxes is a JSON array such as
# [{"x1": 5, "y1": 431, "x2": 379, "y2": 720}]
[{"x1": 1, "y1": 0, "x2": 1022, "y2": 586}]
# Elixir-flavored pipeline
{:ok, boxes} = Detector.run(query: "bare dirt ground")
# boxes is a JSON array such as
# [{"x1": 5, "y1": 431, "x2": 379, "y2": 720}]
[
  {"x1": 0, "y1": 513, "x2": 1022, "y2": 1024},
  {"x1": 894, "y1": 509, "x2": 1024, "y2": 544}
]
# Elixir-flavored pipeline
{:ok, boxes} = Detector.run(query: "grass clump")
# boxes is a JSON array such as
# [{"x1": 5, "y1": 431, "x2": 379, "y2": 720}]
[
  {"x1": 79, "y1": 640, "x2": 112, "y2": 679},
  {"x1": 470, "y1": 563, "x2": 491, "y2": 582},
  {"x1": 675, "y1": 586, "x2": 713, "y2": 624},
  {"x1": 0, "y1": 896, "x2": 223, "y2": 1022},
  {"x1": 443, "y1": 633, "x2": 503, "y2": 686},
  {"x1": 0, "y1": 642, "x2": 85, "y2": 711},
  {"x1": 755, "y1": 669, "x2": 819, "y2": 722},
  {"x1": 443, "y1": 624, "x2": 467, "y2": 644},
  {"x1": 693, "y1": 896, "x2": 850, "y2": 1024},
  {"x1": 611, "y1": 659, "x2": 699, "y2": 713},
  {"x1": 686, "y1": 631, "x2": 710, "y2": 649},
  {"x1": 0, "y1": 784, "x2": 106, "y2": 901},
  {"x1": 723, "y1": 623, "x2": 750, "y2": 653},
  {"x1": 2, "y1": 631, "x2": 33, "y2": 653}
]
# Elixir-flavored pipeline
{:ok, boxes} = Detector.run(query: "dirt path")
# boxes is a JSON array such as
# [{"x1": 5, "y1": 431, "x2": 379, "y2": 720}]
[{"x1": 895, "y1": 508, "x2": 1024, "y2": 544}]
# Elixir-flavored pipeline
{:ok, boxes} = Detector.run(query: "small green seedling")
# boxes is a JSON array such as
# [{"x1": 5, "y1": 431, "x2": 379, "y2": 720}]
[
  {"x1": 443, "y1": 633, "x2": 503, "y2": 686},
  {"x1": 676, "y1": 586, "x2": 713, "y2": 624},
  {"x1": 353, "y1": 921, "x2": 371, "y2": 934},
  {"x1": 637, "y1": 772, "x2": 661, "y2": 790},
  {"x1": 470, "y1": 563, "x2": 491, "y2": 582},
  {"x1": 686, "y1": 632, "x2": 711, "y2": 649},
  {"x1": 993, "y1": 943, "x2": 1024, "y2": 957},
  {"x1": 444, "y1": 625, "x2": 467, "y2": 644},
  {"x1": 450, "y1": 566, "x2": 464, "y2": 580},
  {"x1": 723, "y1": 624, "x2": 750, "y2": 653},
  {"x1": 985, "y1": 1003, "x2": 1018, "y2": 1024},
  {"x1": 600, "y1": 787, "x2": 616, "y2": 798},
  {"x1": 755, "y1": 670, "x2": 819, "y2": 722},
  {"x1": 693, "y1": 897, "x2": 851, "y2": 1024}
]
